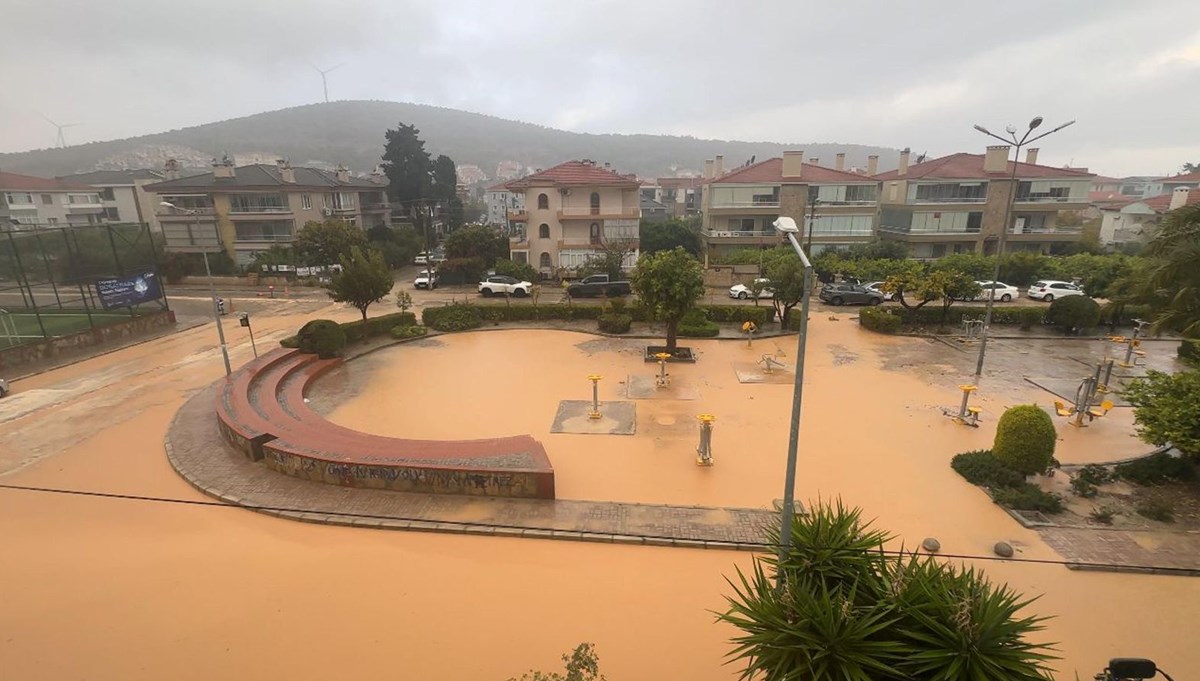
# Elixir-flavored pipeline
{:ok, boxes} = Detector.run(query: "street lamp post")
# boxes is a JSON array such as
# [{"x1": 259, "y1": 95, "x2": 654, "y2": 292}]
[
  {"x1": 160, "y1": 201, "x2": 232, "y2": 376},
  {"x1": 969, "y1": 117, "x2": 1075, "y2": 381},
  {"x1": 771, "y1": 216, "x2": 815, "y2": 589},
  {"x1": 805, "y1": 193, "x2": 820, "y2": 254}
]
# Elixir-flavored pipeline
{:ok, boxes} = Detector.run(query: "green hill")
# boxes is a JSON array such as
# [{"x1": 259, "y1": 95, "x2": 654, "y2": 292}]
[{"x1": 0, "y1": 100, "x2": 899, "y2": 181}]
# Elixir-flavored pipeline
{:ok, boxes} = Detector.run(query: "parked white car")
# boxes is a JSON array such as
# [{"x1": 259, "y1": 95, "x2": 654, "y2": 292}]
[
  {"x1": 972, "y1": 281, "x2": 1020, "y2": 302},
  {"x1": 863, "y1": 281, "x2": 893, "y2": 301},
  {"x1": 414, "y1": 269, "x2": 439, "y2": 290},
  {"x1": 478, "y1": 275, "x2": 532, "y2": 297},
  {"x1": 1027, "y1": 280, "x2": 1085, "y2": 302},
  {"x1": 729, "y1": 278, "x2": 774, "y2": 299},
  {"x1": 413, "y1": 252, "x2": 430, "y2": 266}
]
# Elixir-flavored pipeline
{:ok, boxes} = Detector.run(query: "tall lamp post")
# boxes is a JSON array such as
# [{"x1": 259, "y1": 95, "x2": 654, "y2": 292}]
[
  {"x1": 771, "y1": 216, "x2": 815, "y2": 589},
  {"x1": 160, "y1": 201, "x2": 232, "y2": 376},
  {"x1": 805, "y1": 193, "x2": 821, "y2": 254},
  {"x1": 969, "y1": 117, "x2": 1075, "y2": 381}
]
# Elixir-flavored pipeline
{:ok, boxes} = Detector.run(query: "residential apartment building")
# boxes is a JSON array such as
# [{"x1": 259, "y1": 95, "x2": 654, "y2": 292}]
[
  {"x1": 1099, "y1": 187, "x2": 1197, "y2": 247},
  {"x1": 0, "y1": 171, "x2": 105, "y2": 229},
  {"x1": 699, "y1": 151, "x2": 881, "y2": 261},
  {"x1": 485, "y1": 182, "x2": 524, "y2": 227},
  {"x1": 656, "y1": 176, "x2": 704, "y2": 217},
  {"x1": 59, "y1": 169, "x2": 166, "y2": 231},
  {"x1": 144, "y1": 159, "x2": 390, "y2": 266},
  {"x1": 505, "y1": 160, "x2": 640, "y2": 277},
  {"x1": 874, "y1": 147, "x2": 1094, "y2": 258},
  {"x1": 1159, "y1": 169, "x2": 1200, "y2": 192}
]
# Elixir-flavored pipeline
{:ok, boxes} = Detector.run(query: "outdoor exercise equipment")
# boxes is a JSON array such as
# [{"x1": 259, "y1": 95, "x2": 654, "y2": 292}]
[
  {"x1": 941, "y1": 384, "x2": 982, "y2": 427},
  {"x1": 1054, "y1": 362, "x2": 1116, "y2": 427},
  {"x1": 1110, "y1": 318, "x2": 1151, "y2": 368},
  {"x1": 587, "y1": 374, "x2": 603, "y2": 419},
  {"x1": 960, "y1": 317, "x2": 984, "y2": 343},
  {"x1": 758, "y1": 354, "x2": 786, "y2": 373},
  {"x1": 653, "y1": 352, "x2": 672, "y2": 388},
  {"x1": 742, "y1": 320, "x2": 758, "y2": 346},
  {"x1": 696, "y1": 414, "x2": 715, "y2": 466}
]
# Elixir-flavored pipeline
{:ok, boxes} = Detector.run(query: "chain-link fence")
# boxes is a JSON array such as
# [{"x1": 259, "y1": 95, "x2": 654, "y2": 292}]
[{"x1": 0, "y1": 223, "x2": 167, "y2": 348}]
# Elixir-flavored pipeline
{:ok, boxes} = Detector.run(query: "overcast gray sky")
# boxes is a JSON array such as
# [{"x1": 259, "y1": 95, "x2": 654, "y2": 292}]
[{"x1": 1, "y1": 0, "x2": 1197, "y2": 176}]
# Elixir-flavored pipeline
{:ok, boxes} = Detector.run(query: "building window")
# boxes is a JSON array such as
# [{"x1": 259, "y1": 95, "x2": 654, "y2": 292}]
[
  {"x1": 302, "y1": 194, "x2": 312, "y2": 210},
  {"x1": 103, "y1": 207, "x2": 120, "y2": 221},
  {"x1": 590, "y1": 192, "x2": 600, "y2": 215},
  {"x1": 41, "y1": 194, "x2": 53, "y2": 205},
  {"x1": 539, "y1": 252, "x2": 552, "y2": 269},
  {"x1": 47, "y1": 217, "x2": 58, "y2": 225},
  {"x1": 537, "y1": 193, "x2": 549, "y2": 210},
  {"x1": 99, "y1": 188, "x2": 115, "y2": 201},
  {"x1": 967, "y1": 212, "x2": 983, "y2": 232},
  {"x1": 590, "y1": 222, "x2": 600, "y2": 244},
  {"x1": 538, "y1": 223, "x2": 550, "y2": 239}
]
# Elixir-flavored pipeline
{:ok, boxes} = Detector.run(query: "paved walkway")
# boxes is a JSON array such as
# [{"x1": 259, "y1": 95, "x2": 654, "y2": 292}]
[
  {"x1": 1038, "y1": 527, "x2": 1200, "y2": 576},
  {"x1": 166, "y1": 383, "x2": 778, "y2": 550}
]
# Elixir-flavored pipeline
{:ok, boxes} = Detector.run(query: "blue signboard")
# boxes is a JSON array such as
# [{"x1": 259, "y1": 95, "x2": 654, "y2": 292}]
[{"x1": 94, "y1": 272, "x2": 163, "y2": 310}]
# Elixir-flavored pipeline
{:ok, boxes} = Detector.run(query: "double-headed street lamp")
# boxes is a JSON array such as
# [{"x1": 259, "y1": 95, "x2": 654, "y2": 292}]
[
  {"x1": 969, "y1": 116, "x2": 1075, "y2": 381},
  {"x1": 771, "y1": 216, "x2": 815, "y2": 589},
  {"x1": 159, "y1": 201, "x2": 232, "y2": 376}
]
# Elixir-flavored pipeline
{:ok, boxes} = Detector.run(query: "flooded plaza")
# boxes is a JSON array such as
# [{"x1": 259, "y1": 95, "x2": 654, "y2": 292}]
[{"x1": 1, "y1": 305, "x2": 1196, "y2": 679}]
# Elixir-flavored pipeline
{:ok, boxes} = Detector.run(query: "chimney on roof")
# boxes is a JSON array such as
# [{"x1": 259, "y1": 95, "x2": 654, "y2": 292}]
[
  {"x1": 213, "y1": 155, "x2": 235, "y2": 179},
  {"x1": 604, "y1": 161, "x2": 610, "y2": 169},
  {"x1": 581, "y1": 159, "x2": 593, "y2": 166},
  {"x1": 714, "y1": 155, "x2": 724, "y2": 177},
  {"x1": 1025, "y1": 148, "x2": 1040, "y2": 165},
  {"x1": 835, "y1": 153, "x2": 846, "y2": 171},
  {"x1": 984, "y1": 145, "x2": 1010, "y2": 173},
  {"x1": 335, "y1": 164, "x2": 350, "y2": 183},
  {"x1": 163, "y1": 158, "x2": 180, "y2": 181},
  {"x1": 1170, "y1": 187, "x2": 1190, "y2": 211},
  {"x1": 370, "y1": 165, "x2": 386, "y2": 184},
  {"x1": 782, "y1": 150, "x2": 804, "y2": 180},
  {"x1": 897, "y1": 148, "x2": 910, "y2": 177},
  {"x1": 809, "y1": 157, "x2": 820, "y2": 166},
  {"x1": 867, "y1": 155, "x2": 879, "y2": 175},
  {"x1": 277, "y1": 158, "x2": 295, "y2": 183},
  {"x1": 704, "y1": 159, "x2": 714, "y2": 179}
]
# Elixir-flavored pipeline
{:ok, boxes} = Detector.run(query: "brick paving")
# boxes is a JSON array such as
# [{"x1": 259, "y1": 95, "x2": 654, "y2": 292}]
[
  {"x1": 1038, "y1": 527, "x2": 1200, "y2": 576},
  {"x1": 167, "y1": 382, "x2": 777, "y2": 550}
]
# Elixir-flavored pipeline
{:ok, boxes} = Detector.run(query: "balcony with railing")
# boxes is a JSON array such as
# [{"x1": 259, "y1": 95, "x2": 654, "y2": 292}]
[
  {"x1": 228, "y1": 193, "x2": 290, "y2": 215},
  {"x1": 906, "y1": 182, "x2": 988, "y2": 205},
  {"x1": 157, "y1": 205, "x2": 217, "y2": 219},
  {"x1": 557, "y1": 207, "x2": 640, "y2": 220}
]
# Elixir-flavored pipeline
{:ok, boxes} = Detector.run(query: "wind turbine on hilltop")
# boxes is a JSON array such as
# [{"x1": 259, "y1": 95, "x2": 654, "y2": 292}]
[
  {"x1": 41, "y1": 114, "x2": 79, "y2": 148},
  {"x1": 310, "y1": 62, "x2": 344, "y2": 103}
]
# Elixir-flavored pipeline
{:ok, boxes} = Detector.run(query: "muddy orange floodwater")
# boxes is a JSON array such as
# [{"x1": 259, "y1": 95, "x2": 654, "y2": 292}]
[{"x1": 0, "y1": 314, "x2": 1196, "y2": 680}]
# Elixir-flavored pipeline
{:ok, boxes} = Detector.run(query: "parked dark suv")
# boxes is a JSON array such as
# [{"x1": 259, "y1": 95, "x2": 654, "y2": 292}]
[{"x1": 819, "y1": 283, "x2": 884, "y2": 306}]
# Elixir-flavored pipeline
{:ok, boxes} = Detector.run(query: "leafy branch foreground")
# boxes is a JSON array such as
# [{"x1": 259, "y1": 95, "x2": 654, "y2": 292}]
[
  {"x1": 718, "y1": 500, "x2": 1056, "y2": 681},
  {"x1": 509, "y1": 643, "x2": 604, "y2": 681}
]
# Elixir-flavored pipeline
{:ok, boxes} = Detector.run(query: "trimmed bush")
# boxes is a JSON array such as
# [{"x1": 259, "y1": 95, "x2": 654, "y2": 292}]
[
  {"x1": 990, "y1": 483, "x2": 1064, "y2": 513},
  {"x1": 678, "y1": 308, "x2": 719, "y2": 337},
  {"x1": 1114, "y1": 453, "x2": 1196, "y2": 486},
  {"x1": 858, "y1": 307, "x2": 902, "y2": 333},
  {"x1": 343, "y1": 311, "x2": 417, "y2": 341},
  {"x1": 280, "y1": 335, "x2": 299, "y2": 348},
  {"x1": 422, "y1": 304, "x2": 483, "y2": 331},
  {"x1": 469, "y1": 303, "x2": 604, "y2": 322},
  {"x1": 389, "y1": 324, "x2": 427, "y2": 339},
  {"x1": 992, "y1": 404, "x2": 1057, "y2": 476},
  {"x1": 597, "y1": 313, "x2": 632, "y2": 334},
  {"x1": 1045, "y1": 296, "x2": 1101, "y2": 335},
  {"x1": 296, "y1": 319, "x2": 346, "y2": 359},
  {"x1": 702, "y1": 304, "x2": 773, "y2": 325},
  {"x1": 950, "y1": 450, "x2": 1025, "y2": 488},
  {"x1": 1018, "y1": 306, "x2": 1044, "y2": 331}
]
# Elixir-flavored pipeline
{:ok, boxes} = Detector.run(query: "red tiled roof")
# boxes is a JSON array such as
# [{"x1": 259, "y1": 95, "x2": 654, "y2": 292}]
[
  {"x1": 0, "y1": 170, "x2": 93, "y2": 191},
  {"x1": 709, "y1": 157, "x2": 875, "y2": 184},
  {"x1": 874, "y1": 152, "x2": 1094, "y2": 181},
  {"x1": 1158, "y1": 170, "x2": 1200, "y2": 183},
  {"x1": 506, "y1": 160, "x2": 640, "y2": 189},
  {"x1": 1090, "y1": 191, "x2": 1132, "y2": 205},
  {"x1": 486, "y1": 181, "x2": 512, "y2": 191},
  {"x1": 1143, "y1": 189, "x2": 1200, "y2": 213}
]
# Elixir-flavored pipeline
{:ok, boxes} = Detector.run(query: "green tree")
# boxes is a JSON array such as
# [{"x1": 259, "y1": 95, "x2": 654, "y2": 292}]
[
  {"x1": 494, "y1": 258, "x2": 540, "y2": 284},
  {"x1": 1136, "y1": 203, "x2": 1200, "y2": 337},
  {"x1": 382, "y1": 122, "x2": 432, "y2": 205},
  {"x1": 443, "y1": 225, "x2": 508, "y2": 265},
  {"x1": 631, "y1": 247, "x2": 705, "y2": 352},
  {"x1": 993, "y1": 404, "x2": 1058, "y2": 475},
  {"x1": 1045, "y1": 295, "x2": 1101, "y2": 335},
  {"x1": 1182, "y1": 162, "x2": 1199, "y2": 173},
  {"x1": 844, "y1": 239, "x2": 909, "y2": 261},
  {"x1": 1123, "y1": 370, "x2": 1200, "y2": 460},
  {"x1": 930, "y1": 252, "x2": 994, "y2": 280},
  {"x1": 507, "y1": 643, "x2": 604, "y2": 681},
  {"x1": 295, "y1": 219, "x2": 367, "y2": 266},
  {"x1": 761, "y1": 248, "x2": 807, "y2": 329},
  {"x1": 883, "y1": 268, "x2": 980, "y2": 322},
  {"x1": 431, "y1": 154, "x2": 465, "y2": 230},
  {"x1": 639, "y1": 218, "x2": 702, "y2": 256},
  {"x1": 325, "y1": 246, "x2": 394, "y2": 326},
  {"x1": 719, "y1": 500, "x2": 1056, "y2": 681},
  {"x1": 998, "y1": 252, "x2": 1046, "y2": 287},
  {"x1": 578, "y1": 238, "x2": 637, "y2": 281}
]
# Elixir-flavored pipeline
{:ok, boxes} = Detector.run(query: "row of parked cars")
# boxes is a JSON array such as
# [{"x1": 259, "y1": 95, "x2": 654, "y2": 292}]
[{"x1": 728, "y1": 279, "x2": 1086, "y2": 306}]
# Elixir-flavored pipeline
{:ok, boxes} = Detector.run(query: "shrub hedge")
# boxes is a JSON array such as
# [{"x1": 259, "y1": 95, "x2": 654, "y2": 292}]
[
  {"x1": 858, "y1": 307, "x2": 902, "y2": 333},
  {"x1": 990, "y1": 483, "x2": 1065, "y2": 513},
  {"x1": 1046, "y1": 296, "x2": 1101, "y2": 335},
  {"x1": 597, "y1": 313, "x2": 632, "y2": 334},
  {"x1": 950, "y1": 450, "x2": 1026, "y2": 488},
  {"x1": 422, "y1": 303, "x2": 483, "y2": 331},
  {"x1": 389, "y1": 324, "x2": 427, "y2": 339},
  {"x1": 343, "y1": 311, "x2": 417, "y2": 341},
  {"x1": 993, "y1": 405, "x2": 1058, "y2": 476},
  {"x1": 1114, "y1": 453, "x2": 1197, "y2": 485},
  {"x1": 678, "y1": 308, "x2": 719, "y2": 337},
  {"x1": 296, "y1": 319, "x2": 346, "y2": 359}
]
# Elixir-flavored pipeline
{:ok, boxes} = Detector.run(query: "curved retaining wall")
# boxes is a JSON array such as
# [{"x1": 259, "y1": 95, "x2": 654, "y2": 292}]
[{"x1": 215, "y1": 347, "x2": 555, "y2": 499}]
